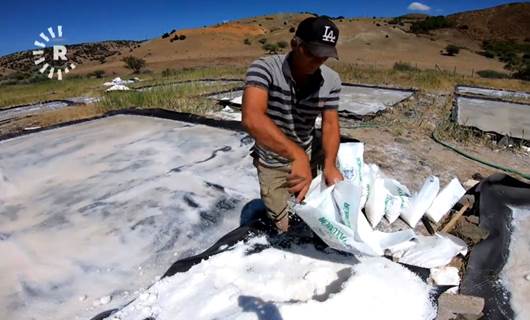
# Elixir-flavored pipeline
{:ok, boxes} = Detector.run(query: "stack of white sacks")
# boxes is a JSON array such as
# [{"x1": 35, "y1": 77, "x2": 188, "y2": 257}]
[{"x1": 295, "y1": 142, "x2": 468, "y2": 291}]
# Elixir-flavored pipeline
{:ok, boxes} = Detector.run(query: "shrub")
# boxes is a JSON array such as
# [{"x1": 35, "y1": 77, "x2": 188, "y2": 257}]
[
  {"x1": 179, "y1": 35, "x2": 186, "y2": 40},
  {"x1": 476, "y1": 70, "x2": 511, "y2": 79},
  {"x1": 289, "y1": 27, "x2": 295, "y2": 33},
  {"x1": 244, "y1": 38, "x2": 251, "y2": 45},
  {"x1": 122, "y1": 56, "x2": 146, "y2": 73},
  {"x1": 393, "y1": 62, "x2": 419, "y2": 72},
  {"x1": 258, "y1": 38, "x2": 267, "y2": 44},
  {"x1": 277, "y1": 41, "x2": 288, "y2": 49},
  {"x1": 512, "y1": 60, "x2": 530, "y2": 80},
  {"x1": 411, "y1": 16, "x2": 453, "y2": 34},
  {"x1": 445, "y1": 45, "x2": 460, "y2": 56},
  {"x1": 262, "y1": 43, "x2": 279, "y2": 54},
  {"x1": 88, "y1": 70, "x2": 105, "y2": 78},
  {"x1": 162, "y1": 32, "x2": 170, "y2": 39},
  {"x1": 480, "y1": 50, "x2": 495, "y2": 58},
  {"x1": 161, "y1": 68, "x2": 177, "y2": 77}
]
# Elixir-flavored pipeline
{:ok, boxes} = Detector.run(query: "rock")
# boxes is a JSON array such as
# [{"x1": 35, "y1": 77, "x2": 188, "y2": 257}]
[
  {"x1": 471, "y1": 173, "x2": 483, "y2": 181},
  {"x1": 463, "y1": 179, "x2": 479, "y2": 189},
  {"x1": 453, "y1": 217, "x2": 489, "y2": 245},
  {"x1": 436, "y1": 294, "x2": 484, "y2": 320},
  {"x1": 498, "y1": 136, "x2": 514, "y2": 148},
  {"x1": 465, "y1": 215, "x2": 480, "y2": 225}
]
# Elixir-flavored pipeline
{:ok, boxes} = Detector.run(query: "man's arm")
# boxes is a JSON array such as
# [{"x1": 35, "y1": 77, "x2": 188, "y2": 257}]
[
  {"x1": 241, "y1": 85, "x2": 312, "y2": 202},
  {"x1": 321, "y1": 108, "x2": 343, "y2": 185}
]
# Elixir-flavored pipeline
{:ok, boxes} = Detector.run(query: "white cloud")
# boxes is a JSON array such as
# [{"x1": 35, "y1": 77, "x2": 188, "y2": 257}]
[{"x1": 408, "y1": 2, "x2": 431, "y2": 11}]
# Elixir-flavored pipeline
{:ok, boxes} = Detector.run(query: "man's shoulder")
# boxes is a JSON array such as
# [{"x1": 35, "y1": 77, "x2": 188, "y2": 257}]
[
  {"x1": 320, "y1": 64, "x2": 341, "y2": 84},
  {"x1": 250, "y1": 54, "x2": 285, "y2": 70}
]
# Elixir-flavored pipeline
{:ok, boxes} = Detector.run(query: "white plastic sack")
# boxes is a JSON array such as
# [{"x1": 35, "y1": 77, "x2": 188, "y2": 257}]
[
  {"x1": 337, "y1": 143, "x2": 364, "y2": 186},
  {"x1": 401, "y1": 176, "x2": 440, "y2": 227},
  {"x1": 390, "y1": 232, "x2": 467, "y2": 268},
  {"x1": 426, "y1": 178, "x2": 466, "y2": 223},
  {"x1": 296, "y1": 180, "x2": 377, "y2": 255},
  {"x1": 337, "y1": 143, "x2": 372, "y2": 210},
  {"x1": 296, "y1": 178, "x2": 415, "y2": 256},
  {"x1": 365, "y1": 173, "x2": 386, "y2": 226},
  {"x1": 364, "y1": 163, "x2": 411, "y2": 227}
]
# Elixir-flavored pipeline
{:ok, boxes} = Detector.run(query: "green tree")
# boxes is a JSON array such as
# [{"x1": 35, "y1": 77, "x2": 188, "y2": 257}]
[
  {"x1": 277, "y1": 41, "x2": 288, "y2": 49},
  {"x1": 262, "y1": 43, "x2": 279, "y2": 54},
  {"x1": 122, "y1": 56, "x2": 146, "y2": 73}
]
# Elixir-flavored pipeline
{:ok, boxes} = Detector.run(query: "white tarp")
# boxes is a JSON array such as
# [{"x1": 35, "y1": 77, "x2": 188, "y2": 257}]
[{"x1": 103, "y1": 77, "x2": 135, "y2": 87}]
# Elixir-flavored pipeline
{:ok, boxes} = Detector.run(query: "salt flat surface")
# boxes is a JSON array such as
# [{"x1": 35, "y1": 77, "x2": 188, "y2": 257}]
[
  {"x1": 0, "y1": 97, "x2": 98, "y2": 122},
  {"x1": 502, "y1": 207, "x2": 530, "y2": 320},
  {"x1": 457, "y1": 86, "x2": 530, "y2": 100},
  {"x1": 209, "y1": 85, "x2": 413, "y2": 117},
  {"x1": 339, "y1": 85, "x2": 413, "y2": 116},
  {"x1": 108, "y1": 236, "x2": 436, "y2": 320},
  {"x1": 0, "y1": 114, "x2": 259, "y2": 320},
  {"x1": 456, "y1": 97, "x2": 530, "y2": 140}
]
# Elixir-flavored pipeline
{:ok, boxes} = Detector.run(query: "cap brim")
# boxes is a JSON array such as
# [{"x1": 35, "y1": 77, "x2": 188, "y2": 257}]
[{"x1": 304, "y1": 42, "x2": 339, "y2": 60}]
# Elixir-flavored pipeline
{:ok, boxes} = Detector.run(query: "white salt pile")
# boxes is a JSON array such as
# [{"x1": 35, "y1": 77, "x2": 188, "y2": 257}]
[
  {"x1": 108, "y1": 236, "x2": 436, "y2": 320},
  {"x1": 501, "y1": 207, "x2": 530, "y2": 320}
]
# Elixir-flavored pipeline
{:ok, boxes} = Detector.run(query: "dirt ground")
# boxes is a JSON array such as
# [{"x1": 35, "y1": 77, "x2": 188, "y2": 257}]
[{"x1": 349, "y1": 126, "x2": 529, "y2": 190}]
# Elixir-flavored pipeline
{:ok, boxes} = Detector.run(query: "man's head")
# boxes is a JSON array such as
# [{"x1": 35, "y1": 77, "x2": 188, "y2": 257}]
[{"x1": 290, "y1": 16, "x2": 340, "y2": 75}]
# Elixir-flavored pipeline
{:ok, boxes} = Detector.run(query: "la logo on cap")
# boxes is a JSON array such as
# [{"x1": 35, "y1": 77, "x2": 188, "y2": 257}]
[{"x1": 322, "y1": 26, "x2": 336, "y2": 43}]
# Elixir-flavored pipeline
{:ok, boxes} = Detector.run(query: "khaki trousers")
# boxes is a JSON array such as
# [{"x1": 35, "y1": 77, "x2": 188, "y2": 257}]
[{"x1": 253, "y1": 152, "x2": 321, "y2": 224}]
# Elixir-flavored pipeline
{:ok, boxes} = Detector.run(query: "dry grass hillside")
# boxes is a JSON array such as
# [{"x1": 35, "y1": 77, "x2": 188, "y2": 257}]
[
  {"x1": 77, "y1": 12, "x2": 509, "y2": 76},
  {"x1": 1, "y1": 3, "x2": 529, "y2": 79},
  {"x1": 448, "y1": 2, "x2": 530, "y2": 42}
]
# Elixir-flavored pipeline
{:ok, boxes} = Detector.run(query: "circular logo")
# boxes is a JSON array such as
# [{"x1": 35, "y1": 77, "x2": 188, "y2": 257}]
[{"x1": 33, "y1": 25, "x2": 76, "y2": 80}]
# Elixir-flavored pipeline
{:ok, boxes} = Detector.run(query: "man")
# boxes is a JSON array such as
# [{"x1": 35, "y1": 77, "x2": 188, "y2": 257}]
[{"x1": 242, "y1": 16, "x2": 343, "y2": 232}]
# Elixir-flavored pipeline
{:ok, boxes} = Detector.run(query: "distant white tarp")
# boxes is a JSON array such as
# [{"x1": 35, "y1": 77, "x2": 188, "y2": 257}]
[
  {"x1": 456, "y1": 85, "x2": 530, "y2": 100},
  {"x1": 103, "y1": 77, "x2": 136, "y2": 87},
  {"x1": 456, "y1": 96, "x2": 530, "y2": 140},
  {"x1": 106, "y1": 84, "x2": 130, "y2": 92},
  {"x1": 208, "y1": 85, "x2": 413, "y2": 117},
  {"x1": 0, "y1": 115, "x2": 258, "y2": 320}
]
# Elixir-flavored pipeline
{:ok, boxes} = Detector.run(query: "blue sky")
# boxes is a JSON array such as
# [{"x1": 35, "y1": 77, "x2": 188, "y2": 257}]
[{"x1": 0, "y1": 0, "x2": 521, "y2": 56}]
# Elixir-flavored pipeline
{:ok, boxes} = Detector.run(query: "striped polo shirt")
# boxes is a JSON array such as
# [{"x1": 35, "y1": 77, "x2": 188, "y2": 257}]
[{"x1": 245, "y1": 53, "x2": 342, "y2": 167}]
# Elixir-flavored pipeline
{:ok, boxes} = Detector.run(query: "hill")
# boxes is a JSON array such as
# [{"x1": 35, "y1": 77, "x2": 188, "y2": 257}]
[
  {"x1": 2, "y1": 3, "x2": 529, "y2": 79},
  {"x1": 447, "y1": 2, "x2": 530, "y2": 42}
]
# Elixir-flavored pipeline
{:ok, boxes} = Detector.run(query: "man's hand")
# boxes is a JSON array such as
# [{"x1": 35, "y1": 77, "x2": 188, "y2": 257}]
[
  {"x1": 287, "y1": 153, "x2": 312, "y2": 203},
  {"x1": 323, "y1": 164, "x2": 343, "y2": 186}
]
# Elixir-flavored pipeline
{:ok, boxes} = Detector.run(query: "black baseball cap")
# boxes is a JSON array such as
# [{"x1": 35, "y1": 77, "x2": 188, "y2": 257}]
[{"x1": 295, "y1": 16, "x2": 339, "y2": 59}]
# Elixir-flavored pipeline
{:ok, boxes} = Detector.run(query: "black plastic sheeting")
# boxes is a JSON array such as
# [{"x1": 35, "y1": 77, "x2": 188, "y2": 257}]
[{"x1": 461, "y1": 174, "x2": 530, "y2": 320}]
